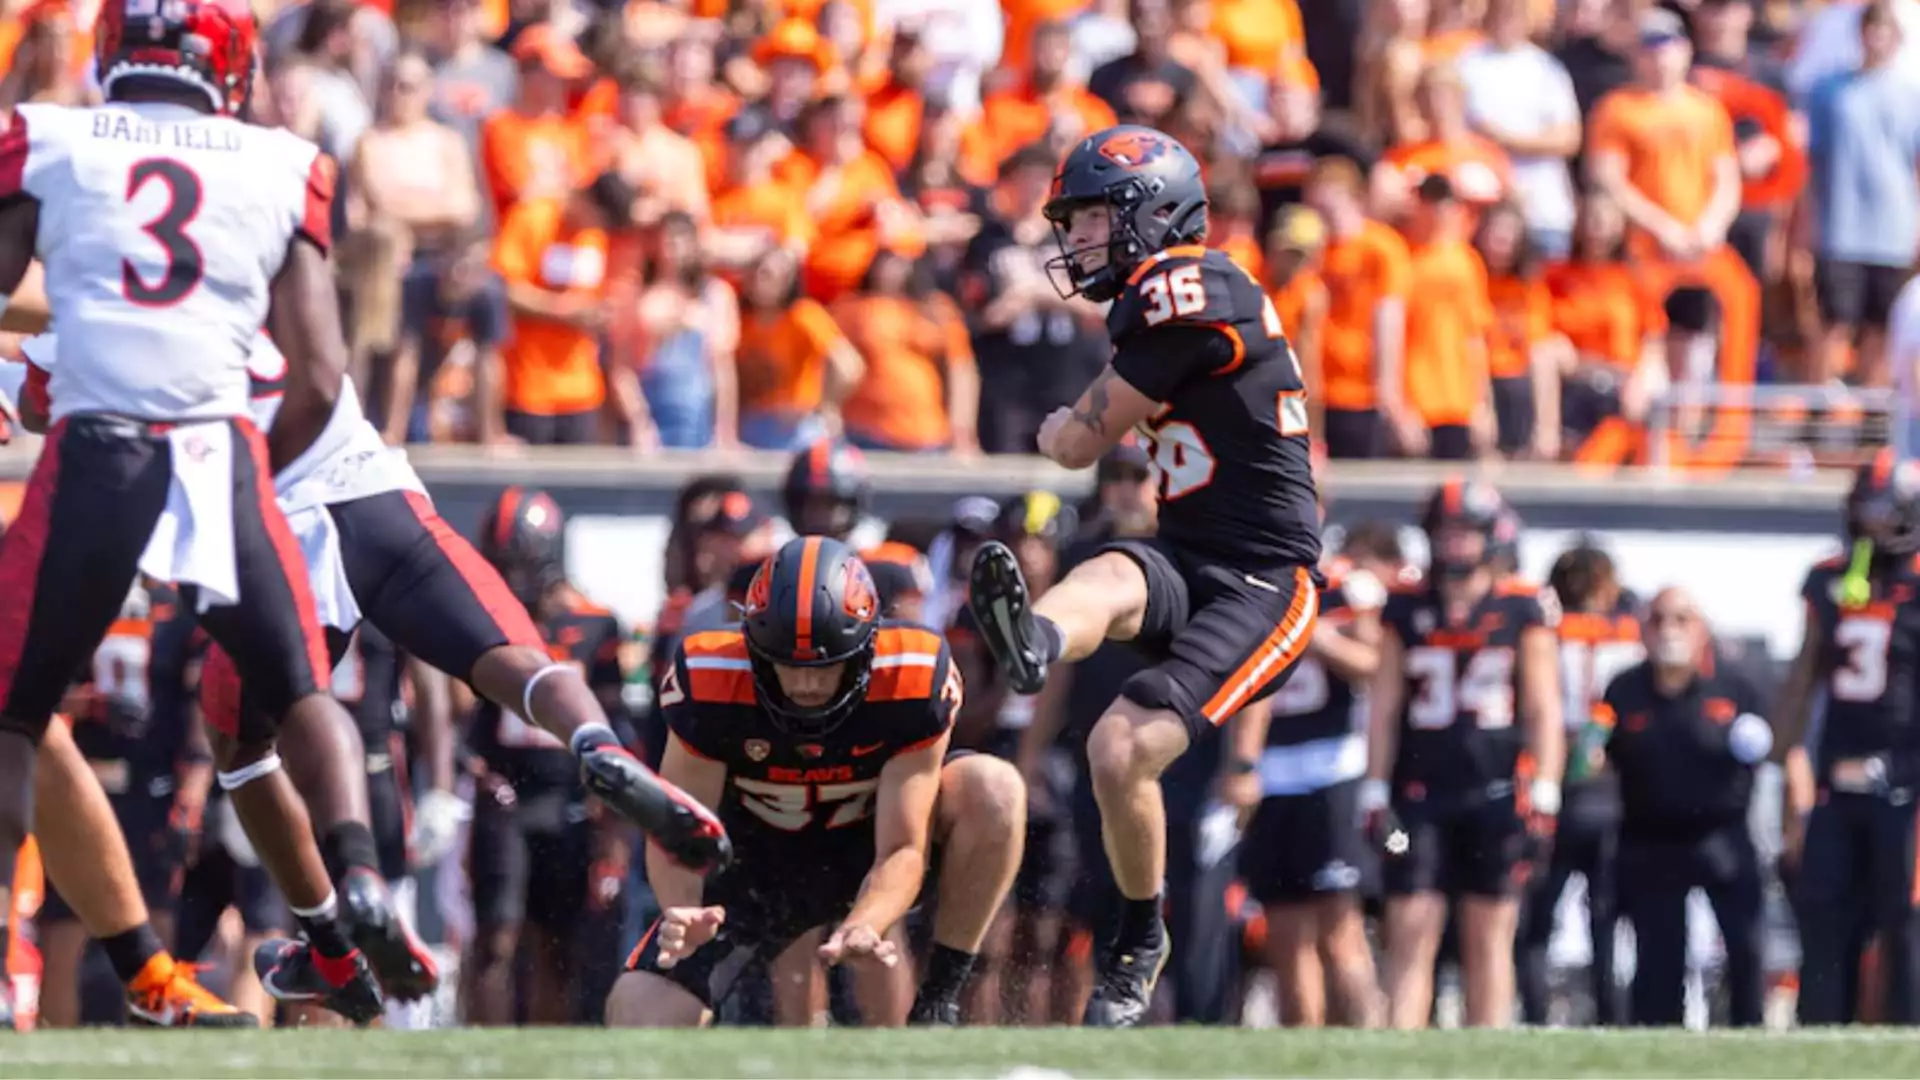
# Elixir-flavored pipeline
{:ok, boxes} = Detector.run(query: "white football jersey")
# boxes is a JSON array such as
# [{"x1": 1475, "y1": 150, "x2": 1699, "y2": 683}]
[{"x1": 2, "y1": 99, "x2": 333, "y2": 423}]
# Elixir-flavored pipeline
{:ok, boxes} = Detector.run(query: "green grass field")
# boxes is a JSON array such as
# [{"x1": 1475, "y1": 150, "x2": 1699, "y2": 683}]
[{"x1": 8, "y1": 1028, "x2": 1920, "y2": 1078}]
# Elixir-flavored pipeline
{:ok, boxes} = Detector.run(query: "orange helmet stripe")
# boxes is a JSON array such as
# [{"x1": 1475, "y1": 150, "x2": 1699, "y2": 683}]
[{"x1": 794, "y1": 536, "x2": 822, "y2": 654}]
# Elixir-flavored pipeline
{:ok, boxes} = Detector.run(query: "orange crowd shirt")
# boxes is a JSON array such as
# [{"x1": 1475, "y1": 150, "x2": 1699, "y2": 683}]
[
  {"x1": 967, "y1": 83, "x2": 1118, "y2": 179},
  {"x1": 479, "y1": 110, "x2": 593, "y2": 221},
  {"x1": 1485, "y1": 273, "x2": 1552, "y2": 381},
  {"x1": 1318, "y1": 220, "x2": 1413, "y2": 412},
  {"x1": 1382, "y1": 135, "x2": 1513, "y2": 216},
  {"x1": 736, "y1": 298, "x2": 849, "y2": 416},
  {"x1": 1543, "y1": 260, "x2": 1658, "y2": 368},
  {"x1": 834, "y1": 293, "x2": 970, "y2": 450},
  {"x1": 491, "y1": 199, "x2": 610, "y2": 416},
  {"x1": 775, "y1": 149, "x2": 911, "y2": 303},
  {"x1": 864, "y1": 81, "x2": 927, "y2": 173},
  {"x1": 1586, "y1": 86, "x2": 1735, "y2": 253},
  {"x1": 1403, "y1": 238, "x2": 1495, "y2": 428},
  {"x1": 1212, "y1": 0, "x2": 1317, "y2": 88}
]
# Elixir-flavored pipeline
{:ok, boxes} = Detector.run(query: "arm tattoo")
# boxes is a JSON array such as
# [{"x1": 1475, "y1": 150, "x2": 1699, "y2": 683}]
[{"x1": 1071, "y1": 369, "x2": 1115, "y2": 435}]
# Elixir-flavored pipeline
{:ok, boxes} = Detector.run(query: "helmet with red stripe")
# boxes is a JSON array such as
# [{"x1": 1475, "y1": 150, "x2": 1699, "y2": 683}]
[
  {"x1": 1419, "y1": 478, "x2": 1513, "y2": 583},
  {"x1": 782, "y1": 438, "x2": 870, "y2": 540},
  {"x1": 740, "y1": 535, "x2": 880, "y2": 736},
  {"x1": 95, "y1": 0, "x2": 259, "y2": 116},
  {"x1": 478, "y1": 486, "x2": 566, "y2": 609}
]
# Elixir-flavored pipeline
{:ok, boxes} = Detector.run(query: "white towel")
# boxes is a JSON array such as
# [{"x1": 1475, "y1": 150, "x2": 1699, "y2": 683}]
[
  {"x1": 138, "y1": 420, "x2": 239, "y2": 612},
  {"x1": 282, "y1": 502, "x2": 362, "y2": 632}
]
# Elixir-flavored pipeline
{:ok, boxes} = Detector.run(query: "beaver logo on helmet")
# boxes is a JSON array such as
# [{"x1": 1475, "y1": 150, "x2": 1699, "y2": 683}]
[
  {"x1": 1096, "y1": 129, "x2": 1173, "y2": 168},
  {"x1": 743, "y1": 558, "x2": 774, "y2": 615},
  {"x1": 841, "y1": 560, "x2": 877, "y2": 621}
]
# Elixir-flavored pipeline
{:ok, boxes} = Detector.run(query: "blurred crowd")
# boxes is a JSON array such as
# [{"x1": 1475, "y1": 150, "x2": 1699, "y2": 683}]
[{"x1": 4, "y1": 0, "x2": 1919, "y2": 468}]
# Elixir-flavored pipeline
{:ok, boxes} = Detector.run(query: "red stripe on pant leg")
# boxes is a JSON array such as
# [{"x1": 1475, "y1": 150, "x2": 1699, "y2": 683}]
[
  {"x1": 234, "y1": 418, "x2": 332, "y2": 692},
  {"x1": 402, "y1": 491, "x2": 543, "y2": 650},
  {"x1": 0, "y1": 419, "x2": 64, "y2": 717},
  {"x1": 199, "y1": 644, "x2": 244, "y2": 739}
]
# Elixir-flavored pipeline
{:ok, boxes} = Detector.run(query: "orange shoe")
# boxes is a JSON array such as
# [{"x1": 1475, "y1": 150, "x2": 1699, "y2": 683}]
[{"x1": 126, "y1": 953, "x2": 259, "y2": 1028}]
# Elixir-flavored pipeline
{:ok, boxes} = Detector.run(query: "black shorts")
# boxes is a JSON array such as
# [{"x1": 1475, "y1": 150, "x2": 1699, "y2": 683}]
[
  {"x1": 365, "y1": 730, "x2": 411, "y2": 882},
  {"x1": 625, "y1": 842, "x2": 871, "y2": 1009},
  {"x1": 174, "y1": 835, "x2": 289, "y2": 961},
  {"x1": 1321, "y1": 408, "x2": 1380, "y2": 460},
  {"x1": 1427, "y1": 423, "x2": 1473, "y2": 461},
  {"x1": 1663, "y1": 286, "x2": 1718, "y2": 334},
  {"x1": 40, "y1": 783, "x2": 180, "y2": 924},
  {"x1": 1239, "y1": 779, "x2": 1371, "y2": 905},
  {"x1": 469, "y1": 785, "x2": 591, "y2": 931},
  {"x1": 504, "y1": 409, "x2": 600, "y2": 446},
  {"x1": 199, "y1": 488, "x2": 542, "y2": 740},
  {"x1": 1383, "y1": 791, "x2": 1526, "y2": 899},
  {"x1": 1101, "y1": 538, "x2": 1320, "y2": 744},
  {"x1": 1491, "y1": 375, "x2": 1533, "y2": 455},
  {"x1": 1815, "y1": 259, "x2": 1910, "y2": 329},
  {"x1": 0, "y1": 416, "x2": 327, "y2": 743}
]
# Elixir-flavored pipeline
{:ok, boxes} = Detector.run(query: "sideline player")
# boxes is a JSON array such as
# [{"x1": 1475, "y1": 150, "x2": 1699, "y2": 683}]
[
  {"x1": 1773, "y1": 452, "x2": 1920, "y2": 1024},
  {"x1": 464, "y1": 489, "x2": 630, "y2": 1025},
  {"x1": 0, "y1": 0, "x2": 385, "y2": 1023},
  {"x1": 964, "y1": 125, "x2": 1322, "y2": 1026},
  {"x1": 1362, "y1": 481, "x2": 1565, "y2": 1028},
  {"x1": 1229, "y1": 531, "x2": 1395, "y2": 1028},
  {"x1": 606, "y1": 538, "x2": 1024, "y2": 1028}
]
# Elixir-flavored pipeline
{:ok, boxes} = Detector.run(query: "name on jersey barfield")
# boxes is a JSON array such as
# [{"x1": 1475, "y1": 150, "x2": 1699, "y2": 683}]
[{"x1": 93, "y1": 113, "x2": 242, "y2": 152}]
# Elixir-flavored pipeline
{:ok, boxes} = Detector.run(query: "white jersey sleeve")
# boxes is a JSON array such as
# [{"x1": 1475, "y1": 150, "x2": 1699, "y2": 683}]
[{"x1": 3, "y1": 100, "x2": 337, "y2": 424}]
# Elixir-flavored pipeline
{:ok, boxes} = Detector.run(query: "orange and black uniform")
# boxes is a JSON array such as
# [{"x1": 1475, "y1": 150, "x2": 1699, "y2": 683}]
[
  {"x1": 1381, "y1": 577, "x2": 1558, "y2": 897},
  {"x1": 41, "y1": 582, "x2": 199, "y2": 925},
  {"x1": 626, "y1": 624, "x2": 956, "y2": 1008},
  {"x1": 1517, "y1": 597, "x2": 1641, "y2": 1026},
  {"x1": 1600, "y1": 652, "x2": 1767, "y2": 1026},
  {"x1": 1100, "y1": 246, "x2": 1322, "y2": 743},
  {"x1": 467, "y1": 600, "x2": 626, "y2": 931},
  {"x1": 1794, "y1": 554, "x2": 1920, "y2": 1024}
]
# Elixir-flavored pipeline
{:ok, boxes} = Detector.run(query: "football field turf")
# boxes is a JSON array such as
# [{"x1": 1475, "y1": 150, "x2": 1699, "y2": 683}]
[{"x1": 8, "y1": 1027, "x2": 1920, "y2": 1077}]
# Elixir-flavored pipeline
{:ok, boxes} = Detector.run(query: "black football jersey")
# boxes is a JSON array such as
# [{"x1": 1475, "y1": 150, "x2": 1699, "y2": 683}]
[
  {"x1": 471, "y1": 600, "x2": 626, "y2": 791},
  {"x1": 1106, "y1": 246, "x2": 1321, "y2": 570},
  {"x1": 334, "y1": 622, "x2": 406, "y2": 748},
  {"x1": 72, "y1": 581, "x2": 197, "y2": 783},
  {"x1": 1383, "y1": 577, "x2": 1559, "y2": 795},
  {"x1": 661, "y1": 622, "x2": 957, "y2": 864},
  {"x1": 1265, "y1": 570, "x2": 1382, "y2": 747},
  {"x1": 1801, "y1": 555, "x2": 1920, "y2": 767}
]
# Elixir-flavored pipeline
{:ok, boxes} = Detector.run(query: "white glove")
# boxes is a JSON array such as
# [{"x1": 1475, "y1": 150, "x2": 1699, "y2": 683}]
[
  {"x1": 409, "y1": 788, "x2": 471, "y2": 869},
  {"x1": 1528, "y1": 778, "x2": 1562, "y2": 818}
]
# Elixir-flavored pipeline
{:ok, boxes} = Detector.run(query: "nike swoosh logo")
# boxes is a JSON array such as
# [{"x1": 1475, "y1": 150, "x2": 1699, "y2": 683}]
[
  {"x1": 852, "y1": 742, "x2": 886, "y2": 756},
  {"x1": 1243, "y1": 574, "x2": 1279, "y2": 593}
]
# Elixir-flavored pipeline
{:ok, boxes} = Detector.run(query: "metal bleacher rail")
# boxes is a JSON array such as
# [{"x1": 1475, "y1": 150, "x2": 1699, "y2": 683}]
[{"x1": 1643, "y1": 381, "x2": 1900, "y2": 474}]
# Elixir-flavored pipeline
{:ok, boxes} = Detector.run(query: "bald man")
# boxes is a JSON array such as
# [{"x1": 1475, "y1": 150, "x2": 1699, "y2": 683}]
[{"x1": 1597, "y1": 587, "x2": 1770, "y2": 1026}]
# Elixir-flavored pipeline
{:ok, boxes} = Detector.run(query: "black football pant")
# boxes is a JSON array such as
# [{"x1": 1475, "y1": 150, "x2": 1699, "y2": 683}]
[
  {"x1": 1796, "y1": 789, "x2": 1920, "y2": 1024},
  {"x1": 1618, "y1": 822, "x2": 1763, "y2": 1027},
  {"x1": 1518, "y1": 795, "x2": 1621, "y2": 1025}
]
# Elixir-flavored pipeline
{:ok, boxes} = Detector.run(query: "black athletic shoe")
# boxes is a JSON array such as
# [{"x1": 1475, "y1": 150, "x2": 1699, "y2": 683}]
[
  {"x1": 907, "y1": 991, "x2": 962, "y2": 1026},
  {"x1": 967, "y1": 540, "x2": 1049, "y2": 695},
  {"x1": 253, "y1": 938, "x2": 383, "y2": 1026},
  {"x1": 1082, "y1": 918, "x2": 1170, "y2": 1028},
  {"x1": 341, "y1": 868, "x2": 440, "y2": 1001},
  {"x1": 580, "y1": 744, "x2": 732, "y2": 873}
]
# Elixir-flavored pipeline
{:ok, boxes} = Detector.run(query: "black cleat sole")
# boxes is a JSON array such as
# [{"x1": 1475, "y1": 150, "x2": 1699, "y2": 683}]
[{"x1": 967, "y1": 541, "x2": 1048, "y2": 695}]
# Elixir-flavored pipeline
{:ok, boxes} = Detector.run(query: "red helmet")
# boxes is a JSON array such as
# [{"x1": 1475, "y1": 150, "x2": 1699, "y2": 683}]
[{"x1": 96, "y1": 0, "x2": 258, "y2": 116}]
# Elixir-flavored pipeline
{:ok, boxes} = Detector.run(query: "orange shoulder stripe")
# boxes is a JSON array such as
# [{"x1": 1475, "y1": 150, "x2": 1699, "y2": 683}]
[
  {"x1": 867, "y1": 627, "x2": 943, "y2": 702},
  {"x1": 683, "y1": 629, "x2": 756, "y2": 705}
]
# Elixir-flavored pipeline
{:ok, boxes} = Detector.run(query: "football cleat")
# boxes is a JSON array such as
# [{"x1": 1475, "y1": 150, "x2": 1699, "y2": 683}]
[
  {"x1": 581, "y1": 744, "x2": 732, "y2": 873},
  {"x1": 341, "y1": 868, "x2": 440, "y2": 1002},
  {"x1": 907, "y1": 993, "x2": 962, "y2": 1026},
  {"x1": 1082, "y1": 917, "x2": 1170, "y2": 1029},
  {"x1": 126, "y1": 954, "x2": 258, "y2": 1027},
  {"x1": 967, "y1": 541, "x2": 1049, "y2": 696},
  {"x1": 253, "y1": 938, "x2": 383, "y2": 1026}
]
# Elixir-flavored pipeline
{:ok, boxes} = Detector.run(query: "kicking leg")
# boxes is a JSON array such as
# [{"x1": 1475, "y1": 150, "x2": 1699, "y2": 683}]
[{"x1": 911, "y1": 753, "x2": 1026, "y2": 1024}]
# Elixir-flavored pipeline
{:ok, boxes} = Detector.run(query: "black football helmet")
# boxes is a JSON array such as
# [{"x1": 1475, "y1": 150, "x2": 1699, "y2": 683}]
[
  {"x1": 1043, "y1": 124, "x2": 1209, "y2": 303},
  {"x1": 1419, "y1": 479, "x2": 1513, "y2": 583},
  {"x1": 741, "y1": 536, "x2": 882, "y2": 736},
  {"x1": 1847, "y1": 449, "x2": 1920, "y2": 557},
  {"x1": 479, "y1": 486, "x2": 567, "y2": 609},
  {"x1": 783, "y1": 438, "x2": 871, "y2": 540}
]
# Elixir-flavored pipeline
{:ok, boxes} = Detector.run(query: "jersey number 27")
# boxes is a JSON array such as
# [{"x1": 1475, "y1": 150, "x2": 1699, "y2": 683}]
[{"x1": 123, "y1": 158, "x2": 205, "y2": 307}]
